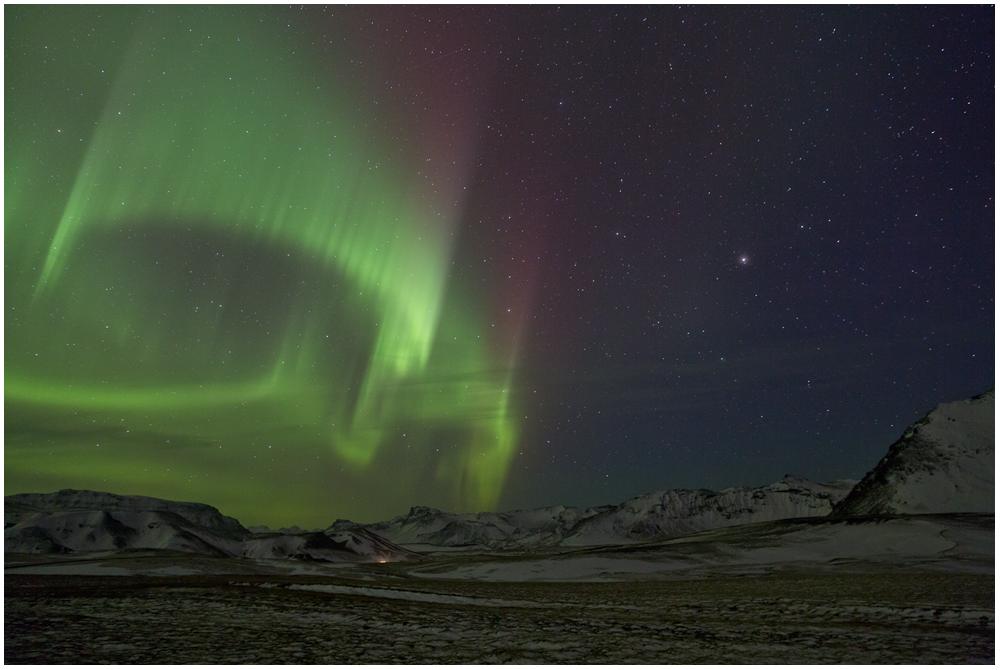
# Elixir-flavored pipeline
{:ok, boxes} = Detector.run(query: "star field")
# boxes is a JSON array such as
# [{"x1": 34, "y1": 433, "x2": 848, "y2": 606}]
[{"x1": 5, "y1": 6, "x2": 993, "y2": 528}]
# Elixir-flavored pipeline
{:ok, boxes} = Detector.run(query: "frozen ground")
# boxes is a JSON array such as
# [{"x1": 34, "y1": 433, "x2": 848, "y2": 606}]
[
  {"x1": 4, "y1": 569, "x2": 992, "y2": 664},
  {"x1": 408, "y1": 513, "x2": 995, "y2": 582},
  {"x1": 6, "y1": 513, "x2": 993, "y2": 663}
]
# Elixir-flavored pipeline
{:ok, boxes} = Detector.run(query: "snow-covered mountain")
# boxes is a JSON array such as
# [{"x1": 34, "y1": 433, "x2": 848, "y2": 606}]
[
  {"x1": 4, "y1": 490, "x2": 417, "y2": 562},
  {"x1": 363, "y1": 476, "x2": 857, "y2": 549},
  {"x1": 833, "y1": 390, "x2": 994, "y2": 516}
]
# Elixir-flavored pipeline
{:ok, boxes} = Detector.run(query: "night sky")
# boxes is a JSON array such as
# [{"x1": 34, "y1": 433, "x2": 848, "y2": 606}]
[{"x1": 5, "y1": 5, "x2": 994, "y2": 528}]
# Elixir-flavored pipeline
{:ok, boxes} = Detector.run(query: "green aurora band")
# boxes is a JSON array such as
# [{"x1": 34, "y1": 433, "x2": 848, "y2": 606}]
[{"x1": 5, "y1": 7, "x2": 518, "y2": 525}]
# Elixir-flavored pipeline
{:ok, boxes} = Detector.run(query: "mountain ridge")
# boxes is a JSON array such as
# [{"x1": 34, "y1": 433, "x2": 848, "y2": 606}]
[
  {"x1": 6, "y1": 390, "x2": 993, "y2": 558},
  {"x1": 360, "y1": 475, "x2": 857, "y2": 550}
]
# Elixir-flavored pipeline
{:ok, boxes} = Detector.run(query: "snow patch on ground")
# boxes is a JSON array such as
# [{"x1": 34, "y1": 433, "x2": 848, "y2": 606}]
[
  {"x1": 6, "y1": 562, "x2": 133, "y2": 576},
  {"x1": 266, "y1": 583, "x2": 553, "y2": 609}
]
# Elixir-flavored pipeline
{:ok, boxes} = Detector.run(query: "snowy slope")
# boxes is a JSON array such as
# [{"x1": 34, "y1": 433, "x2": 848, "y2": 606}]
[
  {"x1": 834, "y1": 390, "x2": 994, "y2": 516},
  {"x1": 365, "y1": 476, "x2": 856, "y2": 549},
  {"x1": 410, "y1": 513, "x2": 994, "y2": 582}
]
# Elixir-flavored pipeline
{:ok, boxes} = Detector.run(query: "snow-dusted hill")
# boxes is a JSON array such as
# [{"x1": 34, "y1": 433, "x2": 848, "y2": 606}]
[
  {"x1": 244, "y1": 522, "x2": 421, "y2": 562},
  {"x1": 5, "y1": 490, "x2": 250, "y2": 556},
  {"x1": 834, "y1": 390, "x2": 994, "y2": 516},
  {"x1": 6, "y1": 489, "x2": 250, "y2": 540},
  {"x1": 364, "y1": 476, "x2": 857, "y2": 549},
  {"x1": 4, "y1": 490, "x2": 417, "y2": 562},
  {"x1": 557, "y1": 476, "x2": 857, "y2": 547},
  {"x1": 4, "y1": 508, "x2": 246, "y2": 556}
]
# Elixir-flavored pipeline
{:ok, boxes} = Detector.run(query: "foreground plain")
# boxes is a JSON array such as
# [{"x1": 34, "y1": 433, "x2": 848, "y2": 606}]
[{"x1": 5, "y1": 557, "x2": 993, "y2": 664}]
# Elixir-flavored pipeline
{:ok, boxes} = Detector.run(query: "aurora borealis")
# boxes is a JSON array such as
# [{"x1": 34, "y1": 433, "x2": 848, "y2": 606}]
[
  {"x1": 6, "y1": 6, "x2": 994, "y2": 528},
  {"x1": 7, "y1": 5, "x2": 517, "y2": 525}
]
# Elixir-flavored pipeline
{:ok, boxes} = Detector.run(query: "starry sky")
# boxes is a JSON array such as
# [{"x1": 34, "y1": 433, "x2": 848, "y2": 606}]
[{"x1": 5, "y1": 5, "x2": 994, "y2": 528}]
